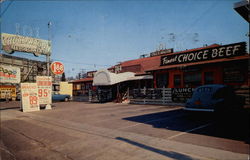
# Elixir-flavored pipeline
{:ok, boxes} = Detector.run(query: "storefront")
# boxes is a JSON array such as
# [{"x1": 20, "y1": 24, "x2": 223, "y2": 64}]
[
  {"x1": 145, "y1": 42, "x2": 249, "y2": 103},
  {"x1": 72, "y1": 77, "x2": 94, "y2": 96},
  {"x1": 91, "y1": 69, "x2": 153, "y2": 102},
  {"x1": 148, "y1": 42, "x2": 248, "y2": 88}
]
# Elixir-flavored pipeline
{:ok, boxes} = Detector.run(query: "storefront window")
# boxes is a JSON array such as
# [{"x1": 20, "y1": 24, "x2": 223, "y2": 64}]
[
  {"x1": 204, "y1": 72, "x2": 214, "y2": 84},
  {"x1": 174, "y1": 74, "x2": 181, "y2": 87},
  {"x1": 223, "y1": 66, "x2": 244, "y2": 83},
  {"x1": 184, "y1": 72, "x2": 201, "y2": 87},
  {"x1": 81, "y1": 84, "x2": 85, "y2": 90},
  {"x1": 76, "y1": 84, "x2": 81, "y2": 90},
  {"x1": 156, "y1": 73, "x2": 168, "y2": 88}
]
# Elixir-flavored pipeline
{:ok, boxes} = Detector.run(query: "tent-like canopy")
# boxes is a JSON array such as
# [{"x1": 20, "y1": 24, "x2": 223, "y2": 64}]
[{"x1": 93, "y1": 69, "x2": 153, "y2": 86}]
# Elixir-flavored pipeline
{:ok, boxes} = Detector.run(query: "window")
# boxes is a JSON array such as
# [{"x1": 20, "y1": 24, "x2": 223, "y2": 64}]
[
  {"x1": 184, "y1": 72, "x2": 201, "y2": 87},
  {"x1": 156, "y1": 73, "x2": 169, "y2": 88},
  {"x1": 76, "y1": 84, "x2": 81, "y2": 90},
  {"x1": 204, "y1": 72, "x2": 214, "y2": 84},
  {"x1": 223, "y1": 66, "x2": 244, "y2": 83},
  {"x1": 174, "y1": 74, "x2": 181, "y2": 87},
  {"x1": 81, "y1": 84, "x2": 85, "y2": 90}
]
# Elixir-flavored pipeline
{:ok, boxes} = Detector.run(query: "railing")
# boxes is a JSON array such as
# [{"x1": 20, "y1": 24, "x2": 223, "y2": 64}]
[
  {"x1": 89, "y1": 87, "x2": 193, "y2": 105},
  {"x1": 89, "y1": 89, "x2": 112, "y2": 103},
  {"x1": 129, "y1": 87, "x2": 186, "y2": 105}
]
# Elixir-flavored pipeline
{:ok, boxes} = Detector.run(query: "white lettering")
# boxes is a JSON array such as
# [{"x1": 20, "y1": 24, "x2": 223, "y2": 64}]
[
  {"x1": 218, "y1": 47, "x2": 225, "y2": 57},
  {"x1": 178, "y1": 55, "x2": 183, "y2": 63},
  {"x1": 226, "y1": 46, "x2": 233, "y2": 56},
  {"x1": 197, "y1": 51, "x2": 202, "y2": 60},
  {"x1": 183, "y1": 54, "x2": 188, "y2": 62},
  {"x1": 232, "y1": 45, "x2": 240, "y2": 55},
  {"x1": 211, "y1": 49, "x2": 218, "y2": 58},
  {"x1": 203, "y1": 50, "x2": 209, "y2": 59},
  {"x1": 188, "y1": 53, "x2": 195, "y2": 61}
]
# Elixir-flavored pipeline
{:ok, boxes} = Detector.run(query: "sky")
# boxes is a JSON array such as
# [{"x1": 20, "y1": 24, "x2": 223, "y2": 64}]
[{"x1": 1, "y1": 0, "x2": 249, "y2": 78}]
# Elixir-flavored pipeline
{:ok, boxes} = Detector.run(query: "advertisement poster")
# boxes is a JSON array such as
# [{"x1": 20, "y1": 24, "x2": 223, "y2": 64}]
[
  {"x1": 0, "y1": 65, "x2": 20, "y2": 83},
  {"x1": 21, "y1": 83, "x2": 40, "y2": 112},
  {"x1": 36, "y1": 76, "x2": 52, "y2": 104}
]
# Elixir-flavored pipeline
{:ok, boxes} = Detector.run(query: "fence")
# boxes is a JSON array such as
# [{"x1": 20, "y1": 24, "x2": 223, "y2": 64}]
[
  {"x1": 89, "y1": 89, "x2": 113, "y2": 103},
  {"x1": 129, "y1": 87, "x2": 189, "y2": 106}
]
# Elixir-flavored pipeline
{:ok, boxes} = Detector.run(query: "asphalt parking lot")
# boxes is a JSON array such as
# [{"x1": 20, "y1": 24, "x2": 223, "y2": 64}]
[{"x1": 0, "y1": 101, "x2": 249, "y2": 160}]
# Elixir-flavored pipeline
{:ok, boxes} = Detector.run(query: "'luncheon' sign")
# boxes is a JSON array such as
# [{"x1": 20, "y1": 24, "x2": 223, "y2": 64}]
[{"x1": 161, "y1": 42, "x2": 246, "y2": 66}]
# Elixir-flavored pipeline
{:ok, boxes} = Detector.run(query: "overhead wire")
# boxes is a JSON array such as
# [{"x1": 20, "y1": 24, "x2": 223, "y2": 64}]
[{"x1": 0, "y1": 0, "x2": 14, "y2": 17}]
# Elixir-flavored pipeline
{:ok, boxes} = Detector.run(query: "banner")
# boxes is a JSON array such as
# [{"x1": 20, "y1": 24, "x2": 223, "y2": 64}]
[
  {"x1": 1, "y1": 33, "x2": 51, "y2": 56},
  {"x1": 0, "y1": 65, "x2": 20, "y2": 83},
  {"x1": 21, "y1": 83, "x2": 40, "y2": 112},
  {"x1": 36, "y1": 76, "x2": 52, "y2": 104}
]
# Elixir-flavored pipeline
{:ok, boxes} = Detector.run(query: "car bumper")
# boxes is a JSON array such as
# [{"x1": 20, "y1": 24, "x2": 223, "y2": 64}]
[{"x1": 184, "y1": 108, "x2": 214, "y2": 112}]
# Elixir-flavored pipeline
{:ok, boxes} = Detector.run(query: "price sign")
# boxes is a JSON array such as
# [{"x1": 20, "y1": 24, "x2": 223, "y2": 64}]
[
  {"x1": 36, "y1": 76, "x2": 52, "y2": 104},
  {"x1": 51, "y1": 61, "x2": 64, "y2": 75},
  {"x1": 21, "y1": 83, "x2": 40, "y2": 112}
]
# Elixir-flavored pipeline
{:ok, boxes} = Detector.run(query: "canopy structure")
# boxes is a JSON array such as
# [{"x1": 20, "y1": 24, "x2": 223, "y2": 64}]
[{"x1": 93, "y1": 69, "x2": 153, "y2": 86}]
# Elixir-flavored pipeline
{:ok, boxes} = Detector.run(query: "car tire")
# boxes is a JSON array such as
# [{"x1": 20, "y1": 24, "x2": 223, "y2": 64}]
[{"x1": 64, "y1": 97, "x2": 69, "y2": 102}]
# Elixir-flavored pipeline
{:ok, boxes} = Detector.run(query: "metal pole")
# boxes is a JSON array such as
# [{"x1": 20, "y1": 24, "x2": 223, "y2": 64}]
[{"x1": 47, "y1": 21, "x2": 51, "y2": 76}]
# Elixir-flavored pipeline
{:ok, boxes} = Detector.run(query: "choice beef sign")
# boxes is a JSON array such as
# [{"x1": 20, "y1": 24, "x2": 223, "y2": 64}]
[{"x1": 161, "y1": 42, "x2": 246, "y2": 66}]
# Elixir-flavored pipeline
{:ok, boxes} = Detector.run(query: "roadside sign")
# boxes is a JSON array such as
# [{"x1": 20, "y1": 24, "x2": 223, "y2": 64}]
[
  {"x1": 0, "y1": 64, "x2": 20, "y2": 83},
  {"x1": 36, "y1": 76, "x2": 52, "y2": 104},
  {"x1": 21, "y1": 83, "x2": 40, "y2": 112},
  {"x1": 51, "y1": 61, "x2": 64, "y2": 75}
]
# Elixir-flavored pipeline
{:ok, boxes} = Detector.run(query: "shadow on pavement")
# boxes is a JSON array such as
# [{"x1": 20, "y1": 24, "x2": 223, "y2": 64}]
[
  {"x1": 0, "y1": 107, "x2": 20, "y2": 111},
  {"x1": 116, "y1": 137, "x2": 198, "y2": 160},
  {"x1": 123, "y1": 108, "x2": 250, "y2": 143}
]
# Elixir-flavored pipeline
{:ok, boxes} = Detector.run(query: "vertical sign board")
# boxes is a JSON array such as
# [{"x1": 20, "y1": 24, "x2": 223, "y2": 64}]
[
  {"x1": 36, "y1": 76, "x2": 52, "y2": 104},
  {"x1": 21, "y1": 83, "x2": 40, "y2": 112}
]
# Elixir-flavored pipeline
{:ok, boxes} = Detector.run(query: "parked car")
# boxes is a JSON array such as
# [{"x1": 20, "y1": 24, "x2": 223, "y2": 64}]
[
  {"x1": 52, "y1": 94, "x2": 71, "y2": 102},
  {"x1": 184, "y1": 84, "x2": 245, "y2": 112}
]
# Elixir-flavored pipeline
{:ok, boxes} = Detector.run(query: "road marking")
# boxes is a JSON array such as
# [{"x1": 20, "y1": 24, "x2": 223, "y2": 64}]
[{"x1": 167, "y1": 123, "x2": 213, "y2": 140}]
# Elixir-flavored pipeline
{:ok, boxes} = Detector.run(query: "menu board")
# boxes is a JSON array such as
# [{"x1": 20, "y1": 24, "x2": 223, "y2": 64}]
[
  {"x1": 36, "y1": 76, "x2": 52, "y2": 104},
  {"x1": 21, "y1": 83, "x2": 40, "y2": 112}
]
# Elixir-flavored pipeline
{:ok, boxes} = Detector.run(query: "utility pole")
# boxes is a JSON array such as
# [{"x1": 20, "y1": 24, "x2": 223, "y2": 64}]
[{"x1": 47, "y1": 21, "x2": 52, "y2": 77}]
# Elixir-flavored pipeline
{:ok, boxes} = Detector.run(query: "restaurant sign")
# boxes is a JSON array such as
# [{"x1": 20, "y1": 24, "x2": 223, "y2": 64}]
[
  {"x1": 150, "y1": 48, "x2": 173, "y2": 57},
  {"x1": 161, "y1": 42, "x2": 246, "y2": 66},
  {"x1": 0, "y1": 65, "x2": 20, "y2": 83},
  {"x1": 172, "y1": 88, "x2": 195, "y2": 103},
  {"x1": 1, "y1": 33, "x2": 51, "y2": 56}
]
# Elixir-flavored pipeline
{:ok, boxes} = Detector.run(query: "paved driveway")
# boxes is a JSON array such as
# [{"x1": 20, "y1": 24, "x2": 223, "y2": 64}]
[{"x1": 1, "y1": 101, "x2": 249, "y2": 160}]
